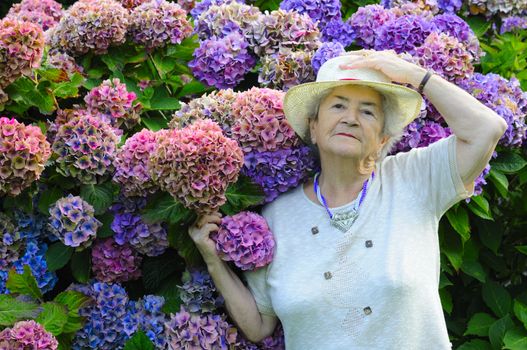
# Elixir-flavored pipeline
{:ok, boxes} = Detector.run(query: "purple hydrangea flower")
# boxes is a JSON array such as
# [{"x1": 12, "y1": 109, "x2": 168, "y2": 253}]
[
  {"x1": 500, "y1": 16, "x2": 527, "y2": 34},
  {"x1": 258, "y1": 48, "x2": 316, "y2": 91},
  {"x1": 242, "y1": 146, "x2": 316, "y2": 203},
  {"x1": 48, "y1": 194, "x2": 101, "y2": 249},
  {"x1": 279, "y1": 0, "x2": 341, "y2": 29},
  {"x1": 312, "y1": 41, "x2": 345, "y2": 75},
  {"x1": 374, "y1": 14, "x2": 435, "y2": 53},
  {"x1": 347, "y1": 5, "x2": 395, "y2": 49},
  {"x1": 0, "y1": 320, "x2": 58, "y2": 349},
  {"x1": 6, "y1": 0, "x2": 63, "y2": 31},
  {"x1": 123, "y1": 295, "x2": 168, "y2": 348},
  {"x1": 211, "y1": 211, "x2": 275, "y2": 270},
  {"x1": 393, "y1": 119, "x2": 452, "y2": 153},
  {"x1": 189, "y1": 32, "x2": 256, "y2": 89},
  {"x1": 321, "y1": 17, "x2": 355, "y2": 47},
  {"x1": 190, "y1": 0, "x2": 244, "y2": 19},
  {"x1": 128, "y1": 0, "x2": 193, "y2": 50},
  {"x1": 177, "y1": 269, "x2": 225, "y2": 313},
  {"x1": 437, "y1": 0, "x2": 462, "y2": 12},
  {"x1": 431, "y1": 13, "x2": 482, "y2": 60},
  {"x1": 91, "y1": 237, "x2": 143, "y2": 283},
  {"x1": 259, "y1": 322, "x2": 286, "y2": 349}
]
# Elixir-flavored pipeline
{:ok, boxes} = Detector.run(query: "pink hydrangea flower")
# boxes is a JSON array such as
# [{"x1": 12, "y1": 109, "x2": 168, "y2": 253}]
[
  {"x1": 6, "y1": 0, "x2": 63, "y2": 31},
  {"x1": 0, "y1": 117, "x2": 51, "y2": 196},
  {"x1": 211, "y1": 211, "x2": 275, "y2": 270},
  {"x1": 150, "y1": 119, "x2": 244, "y2": 213},
  {"x1": 231, "y1": 87, "x2": 300, "y2": 153},
  {"x1": 91, "y1": 237, "x2": 143, "y2": 283},
  {"x1": 258, "y1": 48, "x2": 316, "y2": 91},
  {"x1": 0, "y1": 320, "x2": 58, "y2": 349}
]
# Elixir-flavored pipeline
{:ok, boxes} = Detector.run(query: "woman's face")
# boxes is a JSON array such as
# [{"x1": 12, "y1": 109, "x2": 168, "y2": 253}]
[{"x1": 309, "y1": 85, "x2": 389, "y2": 160}]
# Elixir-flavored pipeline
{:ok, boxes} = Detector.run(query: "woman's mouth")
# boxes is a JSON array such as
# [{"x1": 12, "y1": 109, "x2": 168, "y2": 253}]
[{"x1": 335, "y1": 133, "x2": 358, "y2": 140}]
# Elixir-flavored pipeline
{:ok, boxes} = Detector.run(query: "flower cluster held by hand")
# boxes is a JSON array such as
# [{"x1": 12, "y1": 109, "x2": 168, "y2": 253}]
[
  {"x1": 124, "y1": 295, "x2": 168, "y2": 348},
  {"x1": 0, "y1": 320, "x2": 58, "y2": 349},
  {"x1": 150, "y1": 119, "x2": 244, "y2": 213},
  {"x1": 91, "y1": 237, "x2": 143, "y2": 283},
  {"x1": 113, "y1": 129, "x2": 159, "y2": 197},
  {"x1": 231, "y1": 87, "x2": 299, "y2": 153},
  {"x1": 189, "y1": 32, "x2": 256, "y2": 89},
  {"x1": 211, "y1": 211, "x2": 275, "y2": 270},
  {"x1": 85, "y1": 78, "x2": 141, "y2": 129},
  {"x1": 0, "y1": 212, "x2": 24, "y2": 270},
  {"x1": 165, "y1": 306, "x2": 238, "y2": 349},
  {"x1": 6, "y1": 0, "x2": 63, "y2": 31},
  {"x1": 48, "y1": 194, "x2": 101, "y2": 249},
  {"x1": 0, "y1": 117, "x2": 51, "y2": 197},
  {"x1": 178, "y1": 269, "x2": 225, "y2": 313},
  {"x1": 48, "y1": 0, "x2": 129, "y2": 56},
  {"x1": 52, "y1": 114, "x2": 120, "y2": 184},
  {"x1": 128, "y1": 0, "x2": 193, "y2": 50}
]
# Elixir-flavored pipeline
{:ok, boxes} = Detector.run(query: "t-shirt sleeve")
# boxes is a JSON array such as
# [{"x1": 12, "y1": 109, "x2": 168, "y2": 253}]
[{"x1": 389, "y1": 134, "x2": 474, "y2": 218}]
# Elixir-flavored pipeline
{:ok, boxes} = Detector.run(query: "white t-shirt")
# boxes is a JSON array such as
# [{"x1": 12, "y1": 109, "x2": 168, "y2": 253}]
[{"x1": 242, "y1": 135, "x2": 473, "y2": 350}]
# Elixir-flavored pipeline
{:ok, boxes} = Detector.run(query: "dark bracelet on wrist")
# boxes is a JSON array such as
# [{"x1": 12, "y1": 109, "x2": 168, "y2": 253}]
[{"x1": 417, "y1": 70, "x2": 433, "y2": 94}]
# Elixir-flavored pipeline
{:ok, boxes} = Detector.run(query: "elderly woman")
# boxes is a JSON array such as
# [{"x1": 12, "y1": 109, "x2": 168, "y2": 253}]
[{"x1": 189, "y1": 50, "x2": 507, "y2": 349}]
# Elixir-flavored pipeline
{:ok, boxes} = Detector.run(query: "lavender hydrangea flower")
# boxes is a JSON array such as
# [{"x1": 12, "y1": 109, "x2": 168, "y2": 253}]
[
  {"x1": 258, "y1": 48, "x2": 316, "y2": 91},
  {"x1": 242, "y1": 146, "x2": 316, "y2": 203},
  {"x1": 177, "y1": 269, "x2": 225, "y2": 313},
  {"x1": 0, "y1": 320, "x2": 58, "y2": 349},
  {"x1": 279, "y1": 0, "x2": 342, "y2": 29},
  {"x1": 500, "y1": 16, "x2": 527, "y2": 33},
  {"x1": 0, "y1": 212, "x2": 24, "y2": 270},
  {"x1": 211, "y1": 211, "x2": 275, "y2": 270},
  {"x1": 374, "y1": 14, "x2": 435, "y2": 53},
  {"x1": 347, "y1": 5, "x2": 395, "y2": 49},
  {"x1": 6, "y1": 0, "x2": 63, "y2": 31},
  {"x1": 48, "y1": 194, "x2": 101, "y2": 249},
  {"x1": 91, "y1": 237, "x2": 143, "y2": 283},
  {"x1": 128, "y1": 0, "x2": 193, "y2": 50},
  {"x1": 437, "y1": 0, "x2": 462, "y2": 13},
  {"x1": 259, "y1": 322, "x2": 286, "y2": 349},
  {"x1": 431, "y1": 14, "x2": 482, "y2": 60},
  {"x1": 312, "y1": 41, "x2": 345, "y2": 75},
  {"x1": 123, "y1": 295, "x2": 168, "y2": 348},
  {"x1": 393, "y1": 119, "x2": 452, "y2": 153},
  {"x1": 321, "y1": 17, "x2": 355, "y2": 47},
  {"x1": 71, "y1": 281, "x2": 133, "y2": 350},
  {"x1": 458, "y1": 73, "x2": 527, "y2": 147},
  {"x1": 189, "y1": 32, "x2": 256, "y2": 89},
  {"x1": 165, "y1": 306, "x2": 238, "y2": 349},
  {"x1": 190, "y1": 0, "x2": 244, "y2": 19},
  {"x1": 48, "y1": 0, "x2": 129, "y2": 56}
]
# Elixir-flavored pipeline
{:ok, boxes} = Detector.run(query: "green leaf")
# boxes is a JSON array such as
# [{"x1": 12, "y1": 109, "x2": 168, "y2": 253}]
[
  {"x1": 515, "y1": 246, "x2": 527, "y2": 256},
  {"x1": 6, "y1": 265, "x2": 43, "y2": 301},
  {"x1": 461, "y1": 260, "x2": 487, "y2": 283},
  {"x1": 439, "y1": 288, "x2": 452, "y2": 314},
  {"x1": 466, "y1": 15, "x2": 493, "y2": 37},
  {"x1": 483, "y1": 281, "x2": 512, "y2": 317},
  {"x1": 71, "y1": 250, "x2": 91, "y2": 283},
  {"x1": 38, "y1": 67, "x2": 66, "y2": 82},
  {"x1": 489, "y1": 169, "x2": 509, "y2": 197},
  {"x1": 123, "y1": 331, "x2": 155, "y2": 350},
  {"x1": 141, "y1": 113, "x2": 168, "y2": 131},
  {"x1": 80, "y1": 182, "x2": 117, "y2": 215},
  {"x1": 142, "y1": 253, "x2": 182, "y2": 291},
  {"x1": 54, "y1": 291, "x2": 91, "y2": 334},
  {"x1": 491, "y1": 152, "x2": 527, "y2": 174},
  {"x1": 513, "y1": 300, "x2": 527, "y2": 329},
  {"x1": 489, "y1": 315, "x2": 515, "y2": 350},
  {"x1": 220, "y1": 176, "x2": 265, "y2": 215},
  {"x1": 503, "y1": 327, "x2": 527, "y2": 350},
  {"x1": 149, "y1": 87, "x2": 181, "y2": 111},
  {"x1": 171, "y1": 228, "x2": 203, "y2": 267},
  {"x1": 445, "y1": 205, "x2": 471, "y2": 242},
  {"x1": 457, "y1": 339, "x2": 493, "y2": 350},
  {"x1": 0, "y1": 295, "x2": 41, "y2": 326},
  {"x1": 440, "y1": 225, "x2": 464, "y2": 271},
  {"x1": 36, "y1": 302, "x2": 69, "y2": 336},
  {"x1": 141, "y1": 192, "x2": 194, "y2": 225},
  {"x1": 46, "y1": 242, "x2": 74, "y2": 272},
  {"x1": 176, "y1": 81, "x2": 213, "y2": 98},
  {"x1": 96, "y1": 212, "x2": 115, "y2": 238},
  {"x1": 37, "y1": 186, "x2": 64, "y2": 215},
  {"x1": 464, "y1": 312, "x2": 497, "y2": 336},
  {"x1": 477, "y1": 221, "x2": 503, "y2": 255},
  {"x1": 467, "y1": 195, "x2": 493, "y2": 220}
]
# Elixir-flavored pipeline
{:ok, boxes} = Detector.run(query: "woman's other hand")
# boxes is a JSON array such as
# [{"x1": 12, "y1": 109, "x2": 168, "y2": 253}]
[{"x1": 189, "y1": 211, "x2": 223, "y2": 263}]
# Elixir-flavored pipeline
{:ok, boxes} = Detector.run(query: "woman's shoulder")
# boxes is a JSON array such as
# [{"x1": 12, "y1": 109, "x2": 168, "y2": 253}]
[{"x1": 261, "y1": 184, "x2": 306, "y2": 217}]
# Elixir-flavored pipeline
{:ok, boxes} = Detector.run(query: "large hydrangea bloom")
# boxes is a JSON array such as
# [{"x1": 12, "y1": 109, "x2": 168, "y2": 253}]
[
  {"x1": 128, "y1": 0, "x2": 193, "y2": 50},
  {"x1": 123, "y1": 295, "x2": 168, "y2": 348},
  {"x1": 71, "y1": 281, "x2": 133, "y2": 349},
  {"x1": 48, "y1": 0, "x2": 129, "y2": 56},
  {"x1": 374, "y1": 14, "x2": 435, "y2": 53},
  {"x1": 113, "y1": 129, "x2": 159, "y2": 197},
  {"x1": 48, "y1": 194, "x2": 101, "y2": 249},
  {"x1": 0, "y1": 212, "x2": 24, "y2": 270},
  {"x1": 279, "y1": 0, "x2": 341, "y2": 30},
  {"x1": 242, "y1": 145, "x2": 316, "y2": 203},
  {"x1": 311, "y1": 41, "x2": 345, "y2": 75},
  {"x1": 150, "y1": 119, "x2": 244, "y2": 213},
  {"x1": 431, "y1": 14, "x2": 482, "y2": 60},
  {"x1": 0, "y1": 320, "x2": 58, "y2": 349},
  {"x1": 6, "y1": 0, "x2": 63, "y2": 31},
  {"x1": 110, "y1": 201, "x2": 169, "y2": 257},
  {"x1": 321, "y1": 17, "x2": 355, "y2": 47},
  {"x1": 178, "y1": 269, "x2": 225, "y2": 313},
  {"x1": 393, "y1": 119, "x2": 452, "y2": 153},
  {"x1": 0, "y1": 18, "x2": 45, "y2": 96},
  {"x1": 211, "y1": 211, "x2": 275, "y2": 270},
  {"x1": 251, "y1": 9, "x2": 320, "y2": 57},
  {"x1": 189, "y1": 32, "x2": 256, "y2": 89},
  {"x1": 458, "y1": 73, "x2": 527, "y2": 147},
  {"x1": 231, "y1": 87, "x2": 299, "y2": 153},
  {"x1": 169, "y1": 89, "x2": 239, "y2": 135},
  {"x1": 414, "y1": 32, "x2": 474, "y2": 82},
  {"x1": 347, "y1": 5, "x2": 395, "y2": 49},
  {"x1": 259, "y1": 48, "x2": 316, "y2": 91},
  {"x1": 52, "y1": 114, "x2": 120, "y2": 184},
  {"x1": 165, "y1": 306, "x2": 238, "y2": 349},
  {"x1": 0, "y1": 117, "x2": 51, "y2": 197},
  {"x1": 91, "y1": 237, "x2": 143, "y2": 283},
  {"x1": 85, "y1": 78, "x2": 141, "y2": 129}
]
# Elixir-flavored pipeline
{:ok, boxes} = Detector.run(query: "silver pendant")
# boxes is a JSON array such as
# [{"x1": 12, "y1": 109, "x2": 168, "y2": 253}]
[{"x1": 330, "y1": 210, "x2": 359, "y2": 233}]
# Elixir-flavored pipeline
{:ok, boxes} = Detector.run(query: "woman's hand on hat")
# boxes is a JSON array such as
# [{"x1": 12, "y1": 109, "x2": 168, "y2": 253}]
[{"x1": 339, "y1": 50, "x2": 427, "y2": 88}]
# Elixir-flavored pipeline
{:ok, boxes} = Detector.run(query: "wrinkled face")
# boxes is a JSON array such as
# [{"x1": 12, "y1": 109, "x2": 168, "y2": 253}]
[{"x1": 309, "y1": 85, "x2": 389, "y2": 160}]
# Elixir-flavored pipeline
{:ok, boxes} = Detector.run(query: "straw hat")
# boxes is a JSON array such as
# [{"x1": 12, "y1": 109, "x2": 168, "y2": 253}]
[{"x1": 283, "y1": 54, "x2": 423, "y2": 142}]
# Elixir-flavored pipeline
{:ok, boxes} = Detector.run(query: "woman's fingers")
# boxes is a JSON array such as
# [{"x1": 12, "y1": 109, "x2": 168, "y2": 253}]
[{"x1": 195, "y1": 212, "x2": 222, "y2": 228}]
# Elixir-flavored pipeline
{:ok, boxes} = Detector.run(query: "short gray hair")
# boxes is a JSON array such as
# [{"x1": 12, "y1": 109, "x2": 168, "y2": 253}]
[{"x1": 306, "y1": 87, "x2": 404, "y2": 161}]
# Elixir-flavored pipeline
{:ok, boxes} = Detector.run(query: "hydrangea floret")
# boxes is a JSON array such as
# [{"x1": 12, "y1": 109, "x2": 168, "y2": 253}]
[
  {"x1": 211, "y1": 211, "x2": 275, "y2": 270},
  {"x1": 0, "y1": 320, "x2": 58, "y2": 349},
  {"x1": 0, "y1": 117, "x2": 51, "y2": 197},
  {"x1": 52, "y1": 114, "x2": 120, "y2": 184},
  {"x1": 150, "y1": 119, "x2": 244, "y2": 213},
  {"x1": 48, "y1": 194, "x2": 101, "y2": 249},
  {"x1": 258, "y1": 48, "x2": 316, "y2": 91},
  {"x1": 177, "y1": 269, "x2": 225, "y2": 313},
  {"x1": 91, "y1": 237, "x2": 143, "y2": 283},
  {"x1": 6, "y1": 0, "x2": 63, "y2": 31},
  {"x1": 128, "y1": 0, "x2": 193, "y2": 50},
  {"x1": 48, "y1": 0, "x2": 129, "y2": 56},
  {"x1": 231, "y1": 87, "x2": 299, "y2": 153}
]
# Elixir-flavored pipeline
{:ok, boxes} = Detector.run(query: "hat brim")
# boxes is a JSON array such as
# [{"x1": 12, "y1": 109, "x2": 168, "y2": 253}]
[{"x1": 283, "y1": 80, "x2": 423, "y2": 142}]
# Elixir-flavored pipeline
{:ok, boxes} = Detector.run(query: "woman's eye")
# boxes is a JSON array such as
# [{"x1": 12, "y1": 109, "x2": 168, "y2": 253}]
[
  {"x1": 362, "y1": 110, "x2": 375, "y2": 117},
  {"x1": 333, "y1": 104, "x2": 345, "y2": 109}
]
